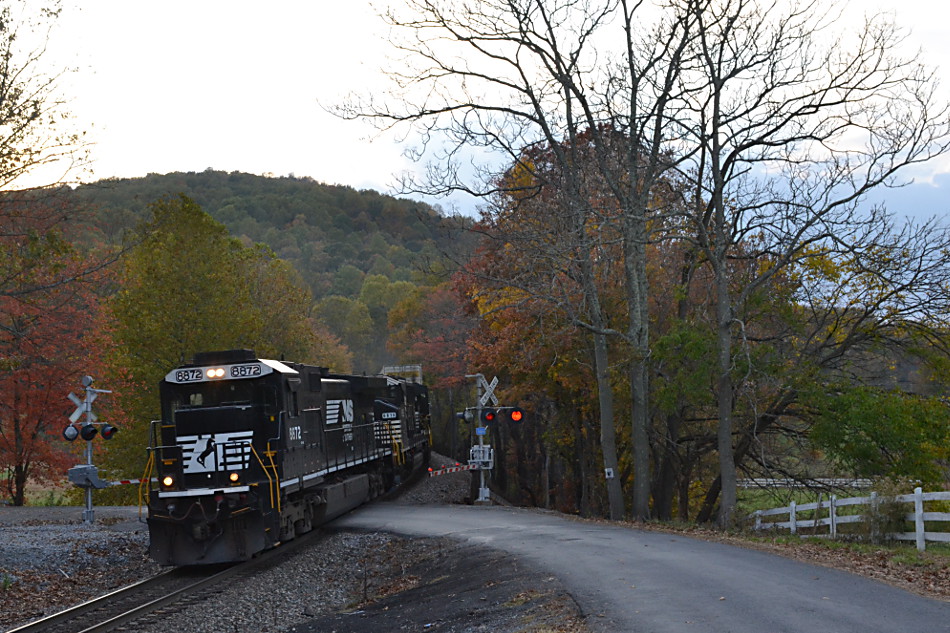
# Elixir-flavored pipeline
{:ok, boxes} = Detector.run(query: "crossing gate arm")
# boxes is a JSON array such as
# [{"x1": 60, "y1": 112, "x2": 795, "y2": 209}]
[{"x1": 428, "y1": 464, "x2": 479, "y2": 477}]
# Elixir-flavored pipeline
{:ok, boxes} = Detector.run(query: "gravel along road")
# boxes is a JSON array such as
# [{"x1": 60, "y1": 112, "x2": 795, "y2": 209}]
[{"x1": 0, "y1": 457, "x2": 589, "y2": 633}]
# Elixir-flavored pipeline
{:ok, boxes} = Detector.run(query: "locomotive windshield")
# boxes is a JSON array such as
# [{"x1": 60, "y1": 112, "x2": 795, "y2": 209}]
[{"x1": 161, "y1": 378, "x2": 278, "y2": 423}]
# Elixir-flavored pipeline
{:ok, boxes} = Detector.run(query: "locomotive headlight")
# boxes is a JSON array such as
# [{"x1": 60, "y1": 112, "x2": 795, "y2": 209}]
[
  {"x1": 206, "y1": 367, "x2": 225, "y2": 379},
  {"x1": 161, "y1": 475, "x2": 175, "y2": 488},
  {"x1": 228, "y1": 472, "x2": 240, "y2": 483}
]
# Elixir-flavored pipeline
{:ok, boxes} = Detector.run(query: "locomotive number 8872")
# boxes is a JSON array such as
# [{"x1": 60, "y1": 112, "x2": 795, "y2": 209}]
[{"x1": 144, "y1": 349, "x2": 431, "y2": 566}]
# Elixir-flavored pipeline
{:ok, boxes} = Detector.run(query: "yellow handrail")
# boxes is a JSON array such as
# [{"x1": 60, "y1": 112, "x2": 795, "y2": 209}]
[
  {"x1": 138, "y1": 449, "x2": 155, "y2": 521},
  {"x1": 383, "y1": 419, "x2": 405, "y2": 465},
  {"x1": 250, "y1": 443, "x2": 280, "y2": 514}
]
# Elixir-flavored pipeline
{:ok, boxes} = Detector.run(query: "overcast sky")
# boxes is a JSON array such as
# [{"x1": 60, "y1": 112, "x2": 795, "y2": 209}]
[{"x1": 33, "y1": 0, "x2": 950, "y2": 219}]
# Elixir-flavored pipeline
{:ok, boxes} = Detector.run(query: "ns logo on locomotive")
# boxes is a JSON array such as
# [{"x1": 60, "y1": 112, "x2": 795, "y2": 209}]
[{"x1": 144, "y1": 350, "x2": 431, "y2": 566}]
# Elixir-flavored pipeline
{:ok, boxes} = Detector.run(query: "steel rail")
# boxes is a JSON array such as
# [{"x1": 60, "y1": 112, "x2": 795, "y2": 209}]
[{"x1": 7, "y1": 529, "x2": 325, "y2": 633}]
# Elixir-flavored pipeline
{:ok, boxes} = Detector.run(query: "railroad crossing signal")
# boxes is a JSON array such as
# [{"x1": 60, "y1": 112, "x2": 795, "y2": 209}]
[
  {"x1": 63, "y1": 375, "x2": 114, "y2": 524},
  {"x1": 64, "y1": 376, "x2": 116, "y2": 442},
  {"x1": 463, "y1": 373, "x2": 528, "y2": 504}
]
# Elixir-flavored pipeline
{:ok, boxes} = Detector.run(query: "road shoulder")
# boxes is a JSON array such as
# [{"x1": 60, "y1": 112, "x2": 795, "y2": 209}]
[{"x1": 287, "y1": 537, "x2": 589, "y2": 633}]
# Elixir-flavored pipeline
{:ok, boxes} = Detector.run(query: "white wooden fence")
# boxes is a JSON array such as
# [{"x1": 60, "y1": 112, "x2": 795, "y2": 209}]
[
  {"x1": 751, "y1": 487, "x2": 950, "y2": 551},
  {"x1": 738, "y1": 478, "x2": 872, "y2": 489}
]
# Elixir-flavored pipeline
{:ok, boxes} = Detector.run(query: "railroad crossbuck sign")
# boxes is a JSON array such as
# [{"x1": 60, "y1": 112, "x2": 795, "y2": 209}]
[
  {"x1": 477, "y1": 375, "x2": 499, "y2": 407},
  {"x1": 68, "y1": 389, "x2": 96, "y2": 423}
]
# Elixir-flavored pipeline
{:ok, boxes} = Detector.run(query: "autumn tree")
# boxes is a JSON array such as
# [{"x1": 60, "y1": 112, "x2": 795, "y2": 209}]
[
  {"x1": 0, "y1": 0, "x2": 119, "y2": 503},
  {"x1": 343, "y1": 0, "x2": 950, "y2": 527},
  {"x1": 0, "y1": 0, "x2": 101, "y2": 304},
  {"x1": 342, "y1": 0, "x2": 658, "y2": 520},
  {"x1": 0, "y1": 0, "x2": 86, "y2": 191},
  {"x1": 358, "y1": 274, "x2": 418, "y2": 370},
  {"x1": 668, "y1": 0, "x2": 950, "y2": 526},
  {"x1": 388, "y1": 281, "x2": 473, "y2": 389},
  {"x1": 0, "y1": 230, "x2": 104, "y2": 505},
  {"x1": 314, "y1": 295, "x2": 374, "y2": 368},
  {"x1": 729, "y1": 217, "x2": 950, "y2": 485},
  {"x1": 105, "y1": 195, "x2": 350, "y2": 483},
  {"x1": 388, "y1": 281, "x2": 477, "y2": 461},
  {"x1": 458, "y1": 267, "x2": 618, "y2": 514},
  {"x1": 808, "y1": 385, "x2": 950, "y2": 484}
]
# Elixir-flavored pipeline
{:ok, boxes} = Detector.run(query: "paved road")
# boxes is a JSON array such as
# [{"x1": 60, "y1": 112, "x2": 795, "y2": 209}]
[{"x1": 332, "y1": 504, "x2": 950, "y2": 632}]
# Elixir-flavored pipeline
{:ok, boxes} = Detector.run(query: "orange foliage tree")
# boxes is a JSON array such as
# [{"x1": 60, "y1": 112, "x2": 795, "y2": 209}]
[
  {"x1": 388, "y1": 280, "x2": 478, "y2": 461},
  {"x1": 0, "y1": 245, "x2": 106, "y2": 505}
]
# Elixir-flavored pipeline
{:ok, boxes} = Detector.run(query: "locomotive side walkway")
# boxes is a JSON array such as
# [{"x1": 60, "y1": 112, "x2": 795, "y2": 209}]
[{"x1": 329, "y1": 504, "x2": 950, "y2": 633}]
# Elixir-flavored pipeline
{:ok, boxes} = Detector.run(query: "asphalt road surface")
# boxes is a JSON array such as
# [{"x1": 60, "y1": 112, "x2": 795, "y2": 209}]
[{"x1": 332, "y1": 504, "x2": 950, "y2": 632}]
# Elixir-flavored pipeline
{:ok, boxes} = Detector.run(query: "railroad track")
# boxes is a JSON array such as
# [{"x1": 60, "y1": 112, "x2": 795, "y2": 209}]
[{"x1": 7, "y1": 529, "x2": 325, "y2": 633}]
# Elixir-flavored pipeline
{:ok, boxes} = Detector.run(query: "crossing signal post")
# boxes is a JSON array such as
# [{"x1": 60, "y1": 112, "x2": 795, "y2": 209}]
[
  {"x1": 63, "y1": 375, "x2": 114, "y2": 524},
  {"x1": 465, "y1": 374, "x2": 498, "y2": 504},
  {"x1": 461, "y1": 374, "x2": 528, "y2": 505}
]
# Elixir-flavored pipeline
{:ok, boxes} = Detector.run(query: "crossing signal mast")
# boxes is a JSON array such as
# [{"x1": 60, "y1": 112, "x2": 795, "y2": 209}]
[
  {"x1": 63, "y1": 375, "x2": 115, "y2": 523},
  {"x1": 451, "y1": 374, "x2": 527, "y2": 504}
]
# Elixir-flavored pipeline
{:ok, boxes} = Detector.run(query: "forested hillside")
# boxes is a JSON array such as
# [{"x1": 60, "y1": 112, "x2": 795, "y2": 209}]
[
  {"x1": 69, "y1": 170, "x2": 476, "y2": 373},
  {"x1": 72, "y1": 170, "x2": 472, "y2": 299}
]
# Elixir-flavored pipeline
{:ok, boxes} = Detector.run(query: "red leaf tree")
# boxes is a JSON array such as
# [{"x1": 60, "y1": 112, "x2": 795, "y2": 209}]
[{"x1": 0, "y1": 195, "x2": 107, "y2": 505}]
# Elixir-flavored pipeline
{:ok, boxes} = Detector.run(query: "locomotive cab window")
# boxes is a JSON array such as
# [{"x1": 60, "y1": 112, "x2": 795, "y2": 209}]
[{"x1": 162, "y1": 380, "x2": 278, "y2": 423}]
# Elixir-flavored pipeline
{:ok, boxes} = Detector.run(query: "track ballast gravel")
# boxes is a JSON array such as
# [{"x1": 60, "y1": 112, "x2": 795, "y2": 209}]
[{"x1": 0, "y1": 457, "x2": 589, "y2": 633}]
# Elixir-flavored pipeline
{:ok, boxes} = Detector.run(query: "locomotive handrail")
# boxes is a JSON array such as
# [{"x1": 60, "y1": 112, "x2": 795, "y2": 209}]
[
  {"x1": 325, "y1": 419, "x2": 383, "y2": 470},
  {"x1": 383, "y1": 419, "x2": 404, "y2": 465},
  {"x1": 250, "y1": 442, "x2": 280, "y2": 514},
  {"x1": 138, "y1": 448, "x2": 155, "y2": 516}
]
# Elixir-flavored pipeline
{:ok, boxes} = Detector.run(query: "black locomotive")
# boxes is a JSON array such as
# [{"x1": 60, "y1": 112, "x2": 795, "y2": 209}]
[{"x1": 144, "y1": 349, "x2": 430, "y2": 566}]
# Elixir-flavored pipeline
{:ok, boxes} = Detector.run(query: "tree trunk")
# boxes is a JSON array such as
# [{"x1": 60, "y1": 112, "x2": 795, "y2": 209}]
[
  {"x1": 592, "y1": 331, "x2": 625, "y2": 520},
  {"x1": 624, "y1": 207, "x2": 651, "y2": 520},
  {"x1": 716, "y1": 275, "x2": 737, "y2": 528},
  {"x1": 630, "y1": 360, "x2": 650, "y2": 519},
  {"x1": 677, "y1": 460, "x2": 694, "y2": 521},
  {"x1": 13, "y1": 463, "x2": 27, "y2": 506},
  {"x1": 574, "y1": 405, "x2": 589, "y2": 517},
  {"x1": 653, "y1": 410, "x2": 683, "y2": 521}
]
